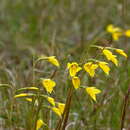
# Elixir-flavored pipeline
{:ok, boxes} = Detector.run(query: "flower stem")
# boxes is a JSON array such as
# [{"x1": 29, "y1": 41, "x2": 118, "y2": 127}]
[
  {"x1": 34, "y1": 98, "x2": 43, "y2": 130},
  {"x1": 122, "y1": 0, "x2": 128, "y2": 48},
  {"x1": 120, "y1": 85, "x2": 130, "y2": 130},
  {"x1": 62, "y1": 86, "x2": 74, "y2": 130},
  {"x1": 32, "y1": 54, "x2": 36, "y2": 86},
  {"x1": 55, "y1": 86, "x2": 74, "y2": 130}
]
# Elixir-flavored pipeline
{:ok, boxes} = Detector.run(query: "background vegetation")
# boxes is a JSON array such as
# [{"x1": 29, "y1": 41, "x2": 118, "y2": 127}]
[{"x1": 0, "y1": 0, "x2": 130, "y2": 129}]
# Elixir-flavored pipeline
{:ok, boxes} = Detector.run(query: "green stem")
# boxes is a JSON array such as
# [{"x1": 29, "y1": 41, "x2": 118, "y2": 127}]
[
  {"x1": 32, "y1": 54, "x2": 36, "y2": 86},
  {"x1": 120, "y1": 85, "x2": 130, "y2": 130},
  {"x1": 34, "y1": 98, "x2": 43, "y2": 130},
  {"x1": 62, "y1": 86, "x2": 74, "y2": 130},
  {"x1": 55, "y1": 86, "x2": 74, "y2": 130},
  {"x1": 122, "y1": 0, "x2": 128, "y2": 47}
]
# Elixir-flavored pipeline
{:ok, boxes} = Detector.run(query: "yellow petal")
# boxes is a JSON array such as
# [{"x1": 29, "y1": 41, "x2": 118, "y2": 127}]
[
  {"x1": 47, "y1": 56, "x2": 60, "y2": 67},
  {"x1": 115, "y1": 49, "x2": 128, "y2": 58},
  {"x1": 86, "y1": 87, "x2": 101, "y2": 101},
  {"x1": 72, "y1": 76, "x2": 80, "y2": 89},
  {"x1": 52, "y1": 107, "x2": 62, "y2": 117},
  {"x1": 77, "y1": 67, "x2": 82, "y2": 72},
  {"x1": 98, "y1": 62, "x2": 110, "y2": 75},
  {"x1": 125, "y1": 30, "x2": 130, "y2": 37},
  {"x1": 57, "y1": 103, "x2": 65, "y2": 114},
  {"x1": 103, "y1": 49, "x2": 113, "y2": 60},
  {"x1": 102, "y1": 49, "x2": 118, "y2": 66},
  {"x1": 36, "y1": 119, "x2": 46, "y2": 130},
  {"x1": 67, "y1": 62, "x2": 82, "y2": 77},
  {"x1": 106, "y1": 24, "x2": 122, "y2": 41},
  {"x1": 47, "y1": 96, "x2": 55, "y2": 106},
  {"x1": 42, "y1": 79, "x2": 56, "y2": 93},
  {"x1": 110, "y1": 55, "x2": 118, "y2": 66},
  {"x1": 37, "y1": 56, "x2": 60, "y2": 67},
  {"x1": 112, "y1": 32, "x2": 122, "y2": 41},
  {"x1": 84, "y1": 62, "x2": 98, "y2": 77},
  {"x1": 106, "y1": 24, "x2": 122, "y2": 33},
  {"x1": 67, "y1": 63, "x2": 71, "y2": 69},
  {"x1": 106, "y1": 24, "x2": 115, "y2": 33}
]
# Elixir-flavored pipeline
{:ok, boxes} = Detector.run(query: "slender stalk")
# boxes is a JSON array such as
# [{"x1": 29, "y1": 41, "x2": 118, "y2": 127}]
[
  {"x1": 62, "y1": 86, "x2": 73, "y2": 130},
  {"x1": 122, "y1": 0, "x2": 128, "y2": 48},
  {"x1": 55, "y1": 86, "x2": 73, "y2": 130},
  {"x1": 122, "y1": 0, "x2": 127, "y2": 26},
  {"x1": 55, "y1": 89, "x2": 71, "y2": 130},
  {"x1": 32, "y1": 54, "x2": 36, "y2": 86},
  {"x1": 34, "y1": 98, "x2": 43, "y2": 130},
  {"x1": 31, "y1": 54, "x2": 38, "y2": 130},
  {"x1": 120, "y1": 85, "x2": 130, "y2": 130},
  {"x1": 121, "y1": 1, "x2": 129, "y2": 128},
  {"x1": 120, "y1": 0, "x2": 129, "y2": 129}
]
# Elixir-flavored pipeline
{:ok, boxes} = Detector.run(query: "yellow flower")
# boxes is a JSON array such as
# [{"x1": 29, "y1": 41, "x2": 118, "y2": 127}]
[
  {"x1": 110, "y1": 55, "x2": 118, "y2": 66},
  {"x1": 98, "y1": 62, "x2": 110, "y2": 75},
  {"x1": 106, "y1": 24, "x2": 122, "y2": 33},
  {"x1": 14, "y1": 93, "x2": 28, "y2": 98},
  {"x1": 52, "y1": 107, "x2": 62, "y2": 117},
  {"x1": 38, "y1": 56, "x2": 60, "y2": 67},
  {"x1": 107, "y1": 25, "x2": 130, "y2": 40},
  {"x1": 112, "y1": 32, "x2": 122, "y2": 41},
  {"x1": 67, "y1": 62, "x2": 82, "y2": 77},
  {"x1": 83, "y1": 62, "x2": 98, "y2": 77},
  {"x1": 115, "y1": 49, "x2": 128, "y2": 58},
  {"x1": 46, "y1": 96, "x2": 55, "y2": 106},
  {"x1": 42, "y1": 79, "x2": 56, "y2": 93},
  {"x1": 86, "y1": 87, "x2": 101, "y2": 101},
  {"x1": 106, "y1": 24, "x2": 122, "y2": 41},
  {"x1": 102, "y1": 49, "x2": 118, "y2": 66},
  {"x1": 57, "y1": 103, "x2": 65, "y2": 114},
  {"x1": 36, "y1": 119, "x2": 46, "y2": 130},
  {"x1": 47, "y1": 56, "x2": 60, "y2": 67},
  {"x1": 72, "y1": 76, "x2": 80, "y2": 89},
  {"x1": 125, "y1": 29, "x2": 130, "y2": 37}
]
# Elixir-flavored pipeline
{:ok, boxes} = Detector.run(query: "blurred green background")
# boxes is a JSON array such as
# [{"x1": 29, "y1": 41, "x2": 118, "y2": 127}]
[{"x1": 0, "y1": 0, "x2": 130, "y2": 49}]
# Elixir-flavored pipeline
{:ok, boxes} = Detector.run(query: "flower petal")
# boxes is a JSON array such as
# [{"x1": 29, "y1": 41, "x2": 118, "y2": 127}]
[
  {"x1": 72, "y1": 76, "x2": 80, "y2": 89},
  {"x1": 36, "y1": 119, "x2": 46, "y2": 130},
  {"x1": 84, "y1": 62, "x2": 98, "y2": 77},
  {"x1": 115, "y1": 49, "x2": 128, "y2": 58},
  {"x1": 47, "y1": 96, "x2": 55, "y2": 106},
  {"x1": 125, "y1": 30, "x2": 130, "y2": 37},
  {"x1": 57, "y1": 103, "x2": 65, "y2": 114},
  {"x1": 86, "y1": 87, "x2": 101, "y2": 101},
  {"x1": 98, "y1": 62, "x2": 110, "y2": 75},
  {"x1": 67, "y1": 62, "x2": 82, "y2": 77},
  {"x1": 52, "y1": 107, "x2": 62, "y2": 117},
  {"x1": 42, "y1": 79, "x2": 56, "y2": 93},
  {"x1": 103, "y1": 49, "x2": 118, "y2": 66}
]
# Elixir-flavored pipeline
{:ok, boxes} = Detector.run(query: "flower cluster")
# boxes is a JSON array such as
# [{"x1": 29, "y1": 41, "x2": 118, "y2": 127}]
[
  {"x1": 67, "y1": 46, "x2": 127, "y2": 101},
  {"x1": 85, "y1": 46, "x2": 127, "y2": 77},
  {"x1": 106, "y1": 24, "x2": 130, "y2": 41},
  {"x1": 67, "y1": 62, "x2": 101, "y2": 101},
  {"x1": 13, "y1": 48, "x2": 127, "y2": 129},
  {"x1": 14, "y1": 56, "x2": 65, "y2": 129}
]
